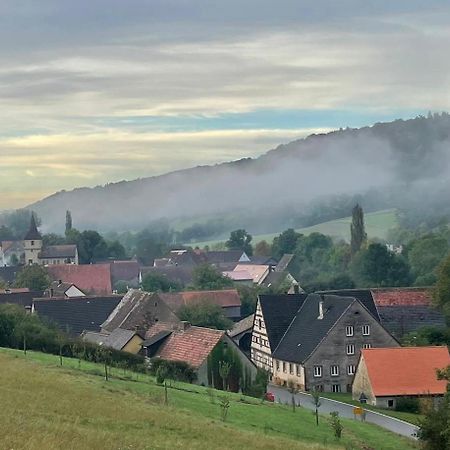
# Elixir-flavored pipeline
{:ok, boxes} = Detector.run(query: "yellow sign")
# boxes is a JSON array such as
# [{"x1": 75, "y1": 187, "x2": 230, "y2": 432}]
[{"x1": 353, "y1": 407, "x2": 363, "y2": 415}]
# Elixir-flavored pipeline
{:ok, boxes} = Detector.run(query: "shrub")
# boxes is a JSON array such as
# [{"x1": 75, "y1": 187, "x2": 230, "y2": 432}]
[
  {"x1": 395, "y1": 397, "x2": 420, "y2": 413},
  {"x1": 150, "y1": 358, "x2": 197, "y2": 383}
]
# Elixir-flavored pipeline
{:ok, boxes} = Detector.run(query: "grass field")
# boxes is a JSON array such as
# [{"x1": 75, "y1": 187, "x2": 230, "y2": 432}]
[
  {"x1": 191, "y1": 209, "x2": 398, "y2": 248},
  {"x1": 319, "y1": 393, "x2": 424, "y2": 425},
  {"x1": 0, "y1": 348, "x2": 418, "y2": 450}
]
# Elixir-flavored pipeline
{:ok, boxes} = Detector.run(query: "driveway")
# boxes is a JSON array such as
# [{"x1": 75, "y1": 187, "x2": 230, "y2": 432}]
[{"x1": 269, "y1": 385, "x2": 419, "y2": 439}]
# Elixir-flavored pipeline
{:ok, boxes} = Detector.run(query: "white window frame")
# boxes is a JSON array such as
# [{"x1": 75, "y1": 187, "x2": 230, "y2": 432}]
[
  {"x1": 346, "y1": 344, "x2": 355, "y2": 355},
  {"x1": 283, "y1": 362, "x2": 286, "y2": 373},
  {"x1": 347, "y1": 365, "x2": 356, "y2": 375},
  {"x1": 330, "y1": 365, "x2": 339, "y2": 377},
  {"x1": 296, "y1": 364, "x2": 301, "y2": 376},
  {"x1": 289, "y1": 363, "x2": 294, "y2": 375},
  {"x1": 346, "y1": 325, "x2": 354, "y2": 337},
  {"x1": 362, "y1": 325, "x2": 370, "y2": 336},
  {"x1": 332, "y1": 384, "x2": 341, "y2": 393},
  {"x1": 313, "y1": 365, "x2": 322, "y2": 377}
]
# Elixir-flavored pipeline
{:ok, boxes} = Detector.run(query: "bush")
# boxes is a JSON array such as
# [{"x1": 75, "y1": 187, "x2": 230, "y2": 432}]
[
  {"x1": 395, "y1": 397, "x2": 420, "y2": 413},
  {"x1": 150, "y1": 358, "x2": 197, "y2": 383}
]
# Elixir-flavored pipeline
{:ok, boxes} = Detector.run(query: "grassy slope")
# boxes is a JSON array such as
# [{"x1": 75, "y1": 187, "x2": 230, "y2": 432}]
[
  {"x1": 0, "y1": 348, "x2": 418, "y2": 450},
  {"x1": 191, "y1": 209, "x2": 398, "y2": 248},
  {"x1": 320, "y1": 393, "x2": 424, "y2": 425}
]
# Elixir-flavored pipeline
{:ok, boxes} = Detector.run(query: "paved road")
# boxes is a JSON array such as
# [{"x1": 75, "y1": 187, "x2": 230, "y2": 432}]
[{"x1": 269, "y1": 385, "x2": 419, "y2": 439}]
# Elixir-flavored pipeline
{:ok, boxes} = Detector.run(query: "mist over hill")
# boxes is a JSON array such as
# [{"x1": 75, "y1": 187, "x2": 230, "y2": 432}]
[{"x1": 29, "y1": 114, "x2": 450, "y2": 234}]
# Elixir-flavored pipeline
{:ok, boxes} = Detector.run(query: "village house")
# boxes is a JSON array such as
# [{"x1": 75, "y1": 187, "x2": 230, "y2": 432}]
[
  {"x1": 352, "y1": 346, "x2": 450, "y2": 408},
  {"x1": 82, "y1": 328, "x2": 144, "y2": 354},
  {"x1": 271, "y1": 294, "x2": 399, "y2": 393},
  {"x1": 228, "y1": 313, "x2": 254, "y2": 356},
  {"x1": 44, "y1": 280, "x2": 86, "y2": 298}
]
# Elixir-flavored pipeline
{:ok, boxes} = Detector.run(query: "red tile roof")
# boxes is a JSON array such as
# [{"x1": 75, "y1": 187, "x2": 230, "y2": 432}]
[
  {"x1": 371, "y1": 287, "x2": 433, "y2": 306},
  {"x1": 47, "y1": 264, "x2": 112, "y2": 295},
  {"x1": 157, "y1": 326, "x2": 224, "y2": 368},
  {"x1": 362, "y1": 346, "x2": 450, "y2": 396},
  {"x1": 159, "y1": 289, "x2": 241, "y2": 312}
]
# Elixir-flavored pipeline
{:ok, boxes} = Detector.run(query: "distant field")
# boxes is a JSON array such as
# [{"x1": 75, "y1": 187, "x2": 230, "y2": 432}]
[
  {"x1": 0, "y1": 348, "x2": 417, "y2": 450},
  {"x1": 190, "y1": 209, "x2": 398, "y2": 248}
]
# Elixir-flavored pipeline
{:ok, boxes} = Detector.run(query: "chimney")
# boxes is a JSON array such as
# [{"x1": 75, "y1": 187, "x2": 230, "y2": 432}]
[
  {"x1": 180, "y1": 321, "x2": 191, "y2": 331},
  {"x1": 318, "y1": 300, "x2": 324, "y2": 320}
]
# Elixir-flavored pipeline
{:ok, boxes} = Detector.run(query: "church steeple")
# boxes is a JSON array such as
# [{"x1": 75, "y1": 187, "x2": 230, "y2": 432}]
[{"x1": 24, "y1": 213, "x2": 42, "y2": 241}]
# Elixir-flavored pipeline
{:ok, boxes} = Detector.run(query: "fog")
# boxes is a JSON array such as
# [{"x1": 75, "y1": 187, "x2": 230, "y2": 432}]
[{"x1": 30, "y1": 114, "x2": 450, "y2": 235}]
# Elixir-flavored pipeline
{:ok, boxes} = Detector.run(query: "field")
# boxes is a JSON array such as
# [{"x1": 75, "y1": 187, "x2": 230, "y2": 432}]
[
  {"x1": 191, "y1": 209, "x2": 398, "y2": 248},
  {"x1": 0, "y1": 348, "x2": 418, "y2": 450}
]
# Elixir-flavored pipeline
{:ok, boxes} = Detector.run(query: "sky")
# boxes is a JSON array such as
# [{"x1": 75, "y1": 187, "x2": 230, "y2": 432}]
[{"x1": 1, "y1": 0, "x2": 450, "y2": 209}]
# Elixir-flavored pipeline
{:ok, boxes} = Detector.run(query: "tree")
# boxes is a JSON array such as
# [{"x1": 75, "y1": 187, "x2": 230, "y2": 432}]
[
  {"x1": 272, "y1": 229, "x2": 302, "y2": 258},
  {"x1": 434, "y1": 254, "x2": 450, "y2": 321},
  {"x1": 42, "y1": 233, "x2": 65, "y2": 246},
  {"x1": 191, "y1": 264, "x2": 234, "y2": 290},
  {"x1": 178, "y1": 302, "x2": 233, "y2": 330},
  {"x1": 218, "y1": 360, "x2": 231, "y2": 391},
  {"x1": 226, "y1": 229, "x2": 253, "y2": 256},
  {"x1": 106, "y1": 240, "x2": 127, "y2": 260},
  {"x1": 351, "y1": 243, "x2": 411, "y2": 287},
  {"x1": 141, "y1": 272, "x2": 182, "y2": 293},
  {"x1": 15, "y1": 265, "x2": 50, "y2": 291},
  {"x1": 350, "y1": 204, "x2": 367, "y2": 255},
  {"x1": 254, "y1": 240, "x2": 271, "y2": 257},
  {"x1": 311, "y1": 389, "x2": 321, "y2": 426},
  {"x1": 65, "y1": 210, "x2": 72, "y2": 234}
]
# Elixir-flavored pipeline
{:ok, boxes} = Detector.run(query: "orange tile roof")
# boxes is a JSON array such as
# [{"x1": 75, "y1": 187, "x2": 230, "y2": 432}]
[
  {"x1": 47, "y1": 264, "x2": 112, "y2": 295},
  {"x1": 362, "y1": 347, "x2": 450, "y2": 396},
  {"x1": 156, "y1": 326, "x2": 224, "y2": 368},
  {"x1": 159, "y1": 289, "x2": 241, "y2": 311},
  {"x1": 371, "y1": 288, "x2": 432, "y2": 306}
]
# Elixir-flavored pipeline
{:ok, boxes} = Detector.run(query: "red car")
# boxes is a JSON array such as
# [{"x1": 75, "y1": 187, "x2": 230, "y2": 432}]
[{"x1": 265, "y1": 392, "x2": 275, "y2": 402}]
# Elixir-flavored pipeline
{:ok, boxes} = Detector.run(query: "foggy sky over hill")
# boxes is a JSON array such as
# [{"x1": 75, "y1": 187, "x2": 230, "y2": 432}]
[{"x1": 29, "y1": 115, "x2": 450, "y2": 234}]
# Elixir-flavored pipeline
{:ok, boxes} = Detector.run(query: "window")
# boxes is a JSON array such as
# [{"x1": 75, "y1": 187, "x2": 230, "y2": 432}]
[
  {"x1": 346, "y1": 325, "x2": 354, "y2": 337},
  {"x1": 330, "y1": 365, "x2": 339, "y2": 376},
  {"x1": 296, "y1": 365, "x2": 301, "y2": 376},
  {"x1": 31, "y1": 240, "x2": 34, "y2": 246},
  {"x1": 347, "y1": 365, "x2": 356, "y2": 375},
  {"x1": 346, "y1": 344, "x2": 355, "y2": 355},
  {"x1": 363, "y1": 343, "x2": 372, "y2": 349},
  {"x1": 283, "y1": 362, "x2": 286, "y2": 373},
  {"x1": 362, "y1": 325, "x2": 370, "y2": 336},
  {"x1": 289, "y1": 363, "x2": 294, "y2": 375},
  {"x1": 387, "y1": 399, "x2": 394, "y2": 408},
  {"x1": 332, "y1": 384, "x2": 341, "y2": 393},
  {"x1": 258, "y1": 319, "x2": 262, "y2": 328},
  {"x1": 313, "y1": 366, "x2": 322, "y2": 377},
  {"x1": 276, "y1": 360, "x2": 280, "y2": 371}
]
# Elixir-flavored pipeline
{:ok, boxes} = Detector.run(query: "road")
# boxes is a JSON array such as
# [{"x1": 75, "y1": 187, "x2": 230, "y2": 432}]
[{"x1": 269, "y1": 385, "x2": 419, "y2": 439}]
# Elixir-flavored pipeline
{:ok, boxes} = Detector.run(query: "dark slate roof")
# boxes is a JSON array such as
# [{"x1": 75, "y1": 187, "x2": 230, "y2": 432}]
[
  {"x1": 0, "y1": 266, "x2": 22, "y2": 284},
  {"x1": 24, "y1": 214, "x2": 42, "y2": 240},
  {"x1": 83, "y1": 328, "x2": 142, "y2": 350},
  {"x1": 258, "y1": 294, "x2": 308, "y2": 351},
  {"x1": 275, "y1": 254, "x2": 294, "y2": 272},
  {"x1": 0, "y1": 290, "x2": 44, "y2": 308},
  {"x1": 141, "y1": 266, "x2": 194, "y2": 287},
  {"x1": 205, "y1": 250, "x2": 247, "y2": 264},
  {"x1": 377, "y1": 305, "x2": 446, "y2": 338},
  {"x1": 142, "y1": 330, "x2": 173, "y2": 347},
  {"x1": 33, "y1": 295, "x2": 123, "y2": 335},
  {"x1": 261, "y1": 271, "x2": 289, "y2": 289},
  {"x1": 273, "y1": 294, "x2": 355, "y2": 364},
  {"x1": 39, "y1": 245, "x2": 77, "y2": 259},
  {"x1": 228, "y1": 314, "x2": 254, "y2": 338},
  {"x1": 315, "y1": 289, "x2": 380, "y2": 321},
  {"x1": 248, "y1": 256, "x2": 279, "y2": 266}
]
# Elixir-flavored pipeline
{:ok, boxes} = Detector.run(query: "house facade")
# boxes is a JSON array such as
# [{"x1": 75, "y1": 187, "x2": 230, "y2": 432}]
[{"x1": 265, "y1": 294, "x2": 398, "y2": 393}]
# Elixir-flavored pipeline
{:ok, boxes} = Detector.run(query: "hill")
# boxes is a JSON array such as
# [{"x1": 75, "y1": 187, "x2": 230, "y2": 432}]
[
  {"x1": 191, "y1": 209, "x2": 398, "y2": 247},
  {"x1": 28, "y1": 113, "x2": 450, "y2": 233},
  {"x1": 0, "y1": 348, "x2": 418, "y2": 450}
]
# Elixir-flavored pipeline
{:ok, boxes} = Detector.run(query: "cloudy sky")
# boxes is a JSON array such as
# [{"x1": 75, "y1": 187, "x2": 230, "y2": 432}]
[{"x1": 1, "y1": 0, "x2": 449, "y2": 209}]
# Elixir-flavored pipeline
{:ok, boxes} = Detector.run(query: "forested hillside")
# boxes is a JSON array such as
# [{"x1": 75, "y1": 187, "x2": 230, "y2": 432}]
[{"x1": 28, "y1": 113, "x2": 450, "y2": 234}]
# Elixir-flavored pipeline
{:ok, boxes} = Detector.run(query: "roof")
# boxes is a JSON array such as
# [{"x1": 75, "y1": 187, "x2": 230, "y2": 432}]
[
  {"x1": 223, "y1": 270, "x2": 253, "y2": 281},
  {"x1": 101, "y1": 289, "x2": 179, "y2": 332},
  {"x1": 0, "y1": 266, "x2": 21, "y2": 284},
  {"x1": 46, "y1": 264, "x2": 112, "y2": 295},
  {"x1": 142, "y1": 329, "x2": 173, "y2": 347},
  {"x1": 46, "y1": 281, "x2": 85, "y2": 297},
  {"x1": 83, "y1": 328, "x2": 142, "y2": 350},
  {"x1": 362, "y1": 347, "x2": 450, "y2": 396},
  {"x1": 156, "y1": 325, "x2": 224, "y2": 368},
  {"x1": 0, "y1": 290, "x2": 44, "y2": 308},
  {"x1": 1, "y1": 240, "x2": 24, "y2": 254},
  {"x1": 110, "y1": 260, "x2": 140, "y2": 284},
  {"x1": 248, "y1": 256, "x2": 279, "y2": 266},
  {"x1": 228, "y1": 314, "x2": 255, "y2": 338},
  {"x1": 258, "y1": 294, "x2": 308, "y2": 351},
  {"x1": 204, "y1": 250, "x2": 248, "y2": 264},
  {"x1": 24, "y1": 214, "x2": 42, "y2": 241},
  {"x1": 371, "y1": 287, "x2": 433, "y2": 306},
  {"x1": 39, "y1": 245, "x2": 77, "y2": 259},
  {"x1": 159, "y1": 289, "x2": 241, "y2": 312},
  {"x1": 141, "y1": 266, "x2": 194, "y2": 287},
  {"x1": 275, "y1": 254, "x2": 294, "y2": 272},
  {"x1": 262, "y1": 270, "x2": 291, "y2": 289},
  {"x1": 33, "y1": 295, "x2": 123, "y2": 335},
  {"x1": 273, "y1": 294, "x2": 355, "y2": 363},
  {"x1": 234, "y1": 264, "x2": 269, "y2": 284},
  {"x1": 316, "y1": 289, "x2": 380, "y2": 321}
]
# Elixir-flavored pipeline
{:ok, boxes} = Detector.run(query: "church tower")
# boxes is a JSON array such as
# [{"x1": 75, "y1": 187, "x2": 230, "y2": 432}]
[{"x1": 23, "y1": 214, "x2": 42, "y2": 265}]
